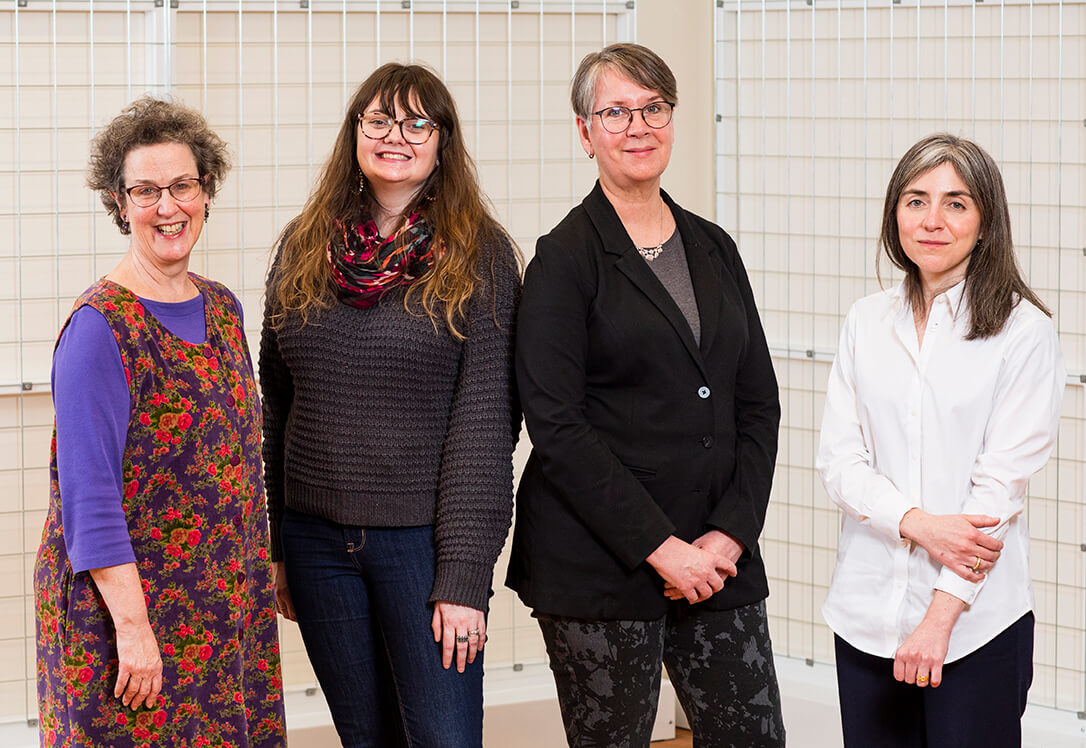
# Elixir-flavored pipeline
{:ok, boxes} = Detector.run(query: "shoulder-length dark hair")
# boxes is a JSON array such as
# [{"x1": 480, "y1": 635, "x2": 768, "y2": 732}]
[
  {"x1": 878, "y1": 132, "x2": 1049, "y2": 339},
  {"x1": 268, "y1": 62, "x2": 512, "y2": 337}
]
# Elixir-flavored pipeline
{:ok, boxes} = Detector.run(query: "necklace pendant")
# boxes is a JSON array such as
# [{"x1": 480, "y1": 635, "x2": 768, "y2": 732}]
[{"x1": 638, "y1": 243, "x2": 664, "y2": 262}]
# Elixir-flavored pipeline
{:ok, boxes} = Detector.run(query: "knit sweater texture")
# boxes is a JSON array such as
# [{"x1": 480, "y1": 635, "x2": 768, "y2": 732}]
[{"x1": 259, "y1": 235, "x2": 520, "y2": 611}]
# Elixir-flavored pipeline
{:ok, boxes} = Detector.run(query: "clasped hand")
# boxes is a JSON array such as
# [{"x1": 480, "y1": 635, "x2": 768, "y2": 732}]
[
  {"x1": 899, "y1": 508, "x2": 1003, "y2": 580},
  {"x1": 650, "y1": 532, "x2": 740, "y2": 604}
]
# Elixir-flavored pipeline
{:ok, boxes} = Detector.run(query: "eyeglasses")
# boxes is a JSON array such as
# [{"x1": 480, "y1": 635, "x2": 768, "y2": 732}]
[
  {"x1": 592, "y1": 101, "x2": 675, "y2": 134},
  {"x1": 358, "y1": 113, "x2": 440, "y2": 145},
  {"x1": 124, "y1": 177, "x2": 204, "y2": 208}
]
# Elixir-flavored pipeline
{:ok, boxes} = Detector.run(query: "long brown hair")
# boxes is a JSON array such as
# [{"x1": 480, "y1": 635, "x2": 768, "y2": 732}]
[
  {"x1": 268, "y1": 63, "x2": 511, "y2": 337},
  {"x1": 878, "y1": 133, "x2": 1049, "y2": 339}
]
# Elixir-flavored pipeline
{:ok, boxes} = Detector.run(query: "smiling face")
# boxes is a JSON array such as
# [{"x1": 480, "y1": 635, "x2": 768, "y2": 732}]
[
  {"x1": 356, "y1": 95, "x2": 440, "y2": 206},
  {"x1": 578, "y1": 68, "x2": 674, "y2": 195},
  {"x1": 119, "y1": 142, "x2": 206, "y2": 270},
  {"x1": 896, "y1": 162, "x2": 982, "y2": 294}
]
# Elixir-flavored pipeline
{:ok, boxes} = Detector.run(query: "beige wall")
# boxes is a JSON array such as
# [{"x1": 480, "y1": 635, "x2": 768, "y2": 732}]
[{"x1": 640, "y1": 0, "x2": 716, "y2": 218}]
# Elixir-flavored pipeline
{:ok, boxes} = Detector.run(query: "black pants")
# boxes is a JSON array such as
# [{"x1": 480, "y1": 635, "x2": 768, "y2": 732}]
[
  {"x1": 834, "y1": 612, "x2": 1034, "y2": 748},
  {"x1": 537, "y1": 600, "x2": 785, "y2": 748}
]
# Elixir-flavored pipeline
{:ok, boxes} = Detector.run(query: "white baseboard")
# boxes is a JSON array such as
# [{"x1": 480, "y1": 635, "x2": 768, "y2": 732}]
[{"x1": 7, "y1": 657, "x2": 1084, "y2": 746}]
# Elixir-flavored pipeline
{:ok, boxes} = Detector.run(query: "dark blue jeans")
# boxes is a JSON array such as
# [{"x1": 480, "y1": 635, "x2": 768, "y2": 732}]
[{"x1": 281, "y1": 508, "x2": 484, "y2": 748}]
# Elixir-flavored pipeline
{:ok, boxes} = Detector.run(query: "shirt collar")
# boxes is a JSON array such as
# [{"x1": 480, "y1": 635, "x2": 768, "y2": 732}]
[{"x1": 890, "y1": 278, "x2": 967, "y2": 320}]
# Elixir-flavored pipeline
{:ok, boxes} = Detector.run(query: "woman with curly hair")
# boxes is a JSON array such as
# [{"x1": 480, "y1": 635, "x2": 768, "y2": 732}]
[
  {"x1": 34, "y1": 96, "x2": 285, "y2": 746},
  {"x1": 260, "y1": 63, "x2": 519, "y2": 747}
]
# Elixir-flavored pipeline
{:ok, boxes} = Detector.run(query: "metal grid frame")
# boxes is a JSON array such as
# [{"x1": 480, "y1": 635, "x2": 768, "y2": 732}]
[
  {"x1": 0, "y1": 0, "x2": 635, "y2": 723},
  {"x1": 714, "y1": 0, "x2": 1085, "y2": 714}
]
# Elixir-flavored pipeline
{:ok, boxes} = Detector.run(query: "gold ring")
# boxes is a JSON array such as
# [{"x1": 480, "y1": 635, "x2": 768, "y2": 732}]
[
  {"x1": 972, "y1": 556, "x2": 982, "y2": 573},
  {"x1": 468, "y1": 629, "x2": 480, "y2": 637},
  {"x1": 916, "y1": 675, "x2": 929, "y2": 684}
]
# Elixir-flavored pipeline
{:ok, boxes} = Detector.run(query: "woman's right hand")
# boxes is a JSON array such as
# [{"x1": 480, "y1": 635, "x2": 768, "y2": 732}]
[
  {"x1": 898, "y1": 508, "x2": 1003, "y2": 581},
  {"x1": 114, "y1": 622, "x2": 163, "y2": 710},
  {"x1": 647, "y1": 535, "x2": 737, "y2": 604},
  {"x1": 272, "y1": 561, "x2": 296, "y2": 621}
]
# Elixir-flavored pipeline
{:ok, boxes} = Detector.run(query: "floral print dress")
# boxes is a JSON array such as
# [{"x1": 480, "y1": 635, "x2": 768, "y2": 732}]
[{"x1": 35, "y1": 276, "x2": 286, "y2": 747}]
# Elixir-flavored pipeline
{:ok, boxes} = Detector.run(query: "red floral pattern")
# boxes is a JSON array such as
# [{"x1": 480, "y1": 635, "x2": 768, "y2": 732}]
[{"x1": 34, "y1": 276, "x2": 286, "y2": 747}]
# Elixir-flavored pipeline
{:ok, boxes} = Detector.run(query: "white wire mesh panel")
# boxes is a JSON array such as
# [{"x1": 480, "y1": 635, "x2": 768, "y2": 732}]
[
  {"x1": 0, "y1": 0, "x2": 634, "y2": 724},
  {"x1": 715, "y1": 0, "x2": 1085, "y2": 714}
]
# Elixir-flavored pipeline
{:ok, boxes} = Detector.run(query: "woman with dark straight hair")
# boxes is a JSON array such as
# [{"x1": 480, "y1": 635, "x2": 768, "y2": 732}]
[
  {"x1": 819, "y1": 133, "x2": 1065, "y2": 746},
  {"x1": 261, "y1": 63, "x2": 520, "y2": 747}
]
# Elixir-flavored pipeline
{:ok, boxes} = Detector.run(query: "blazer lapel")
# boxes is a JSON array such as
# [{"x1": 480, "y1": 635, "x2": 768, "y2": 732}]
[{"x1": 584, "y1": 183, "x2": 709, "y2": 379}]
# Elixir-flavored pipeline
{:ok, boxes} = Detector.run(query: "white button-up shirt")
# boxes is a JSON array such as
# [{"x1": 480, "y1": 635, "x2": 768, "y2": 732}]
[{"x1": 818, "y1": 281, "x2": 1065, "y2": 663}]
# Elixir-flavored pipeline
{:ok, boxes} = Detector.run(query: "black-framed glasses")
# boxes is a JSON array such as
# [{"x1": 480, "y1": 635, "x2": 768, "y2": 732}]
[
  {"x1": 124, "y1": 177, "x2": 204, "y2": 208},
  {"x1": 358, "y1": 113, "x2": 440, "y2": 145},
  {"x1": 592, "y1": 101, "x2": 675, "y2": 134}
]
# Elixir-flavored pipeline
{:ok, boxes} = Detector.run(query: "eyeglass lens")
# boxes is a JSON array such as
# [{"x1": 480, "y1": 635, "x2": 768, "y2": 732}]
[
  {"x1": 126, "y1": 179, "x2": 203, "y2": 207},
  {"x1": 597, "y1": 102, "x2": 673, "y2": 133},
  {"x1": 360, "y1": 115, "x2": 435, "y2": 144}
]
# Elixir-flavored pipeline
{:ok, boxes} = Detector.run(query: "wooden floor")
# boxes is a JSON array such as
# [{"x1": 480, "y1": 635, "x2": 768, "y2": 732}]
[{"x1": 655, "y1": 728, "x2": 694, "y2": 747}]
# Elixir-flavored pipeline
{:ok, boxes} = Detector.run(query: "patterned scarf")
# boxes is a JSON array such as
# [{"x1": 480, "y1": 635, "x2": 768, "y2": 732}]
[{"x1": 328, "y1": 212, "x2": 435, "y2": 309}]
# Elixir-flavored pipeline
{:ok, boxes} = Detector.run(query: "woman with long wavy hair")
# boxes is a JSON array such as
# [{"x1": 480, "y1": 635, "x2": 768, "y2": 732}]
[{"x1": 260, "y1": 63, "x2": 520, "y2": 747}]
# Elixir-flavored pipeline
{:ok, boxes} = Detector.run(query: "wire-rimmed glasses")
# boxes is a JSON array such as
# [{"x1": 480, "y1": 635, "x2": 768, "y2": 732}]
[
  {"x1": 124, "y1": 177, "x2": 205, "y2": 208},
  {"x1": 592, "y1": 101, "x2": 675, "y2": 134}
]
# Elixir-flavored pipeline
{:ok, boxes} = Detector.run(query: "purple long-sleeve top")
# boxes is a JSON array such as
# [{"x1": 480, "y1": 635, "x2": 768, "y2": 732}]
[{"x1": 52, "y1": 292, "x2": 224, "y2": 572}]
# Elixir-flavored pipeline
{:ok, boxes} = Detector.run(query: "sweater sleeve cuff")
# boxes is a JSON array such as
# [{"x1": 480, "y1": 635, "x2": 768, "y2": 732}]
[
  {"x1": 268, "y1": 511, "x2": 284, "y2": 563},
  {"x1": 429, "y1": 560, "x2": 495, "y2": 612}
]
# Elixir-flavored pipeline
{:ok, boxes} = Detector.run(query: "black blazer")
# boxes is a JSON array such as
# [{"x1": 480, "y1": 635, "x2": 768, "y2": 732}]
[{"x1": 506, "y1": 182, "x2": 780, "y2": 620}]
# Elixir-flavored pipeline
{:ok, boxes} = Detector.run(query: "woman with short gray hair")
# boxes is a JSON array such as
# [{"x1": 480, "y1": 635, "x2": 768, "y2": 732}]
[{"x1": 508, "y1": 43, "x2": 785, "y2": 747}]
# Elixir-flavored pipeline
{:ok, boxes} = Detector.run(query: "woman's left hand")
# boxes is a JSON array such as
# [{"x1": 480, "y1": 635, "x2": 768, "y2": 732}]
[
  {"x1": 432, "y1": 601, "x2": 486, "y2": 673},
  {"x1": 892, "y1": 590, "x2": 965, "y2": 688},
  {"x1": 893, "y1": 619, "x2": 951, "y2": 688}
]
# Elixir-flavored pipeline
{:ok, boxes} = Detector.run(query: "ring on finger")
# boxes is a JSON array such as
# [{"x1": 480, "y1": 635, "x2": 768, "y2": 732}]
[
  {"x1": 916, "y1": 674, "x2": 929, "y2": 685},
  {"x1": 468, "y1": 629, "x2": 480, "y2": 638},
  {"x1": 971, "y1": 556, "x2": 982, "y2": 573},
  {"x1": 455, "y1": 634, "x2": 470, "y2": 644}
]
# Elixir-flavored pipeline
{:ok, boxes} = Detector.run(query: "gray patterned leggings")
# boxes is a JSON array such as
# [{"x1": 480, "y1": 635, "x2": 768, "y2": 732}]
[{"x1": 537, "y1": 600, "x2": 785, "y2": 748}]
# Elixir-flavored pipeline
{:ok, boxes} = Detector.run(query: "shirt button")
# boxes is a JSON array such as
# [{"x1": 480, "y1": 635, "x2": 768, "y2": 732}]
[
  {"x1": 701, "y1": 436, "x2": 714, "y2": 448},
  {"x1": 698, "y1": 386, "x2": 710, "y2": 399}
]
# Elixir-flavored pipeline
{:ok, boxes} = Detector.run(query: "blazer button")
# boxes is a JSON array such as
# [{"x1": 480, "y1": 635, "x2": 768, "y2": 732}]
[
  {"x1": 701, "y1": 436, "x2": 714, "y2": 448},
  {"x1": 697, "y1": 386, "x2": 710, "y2": 399}
]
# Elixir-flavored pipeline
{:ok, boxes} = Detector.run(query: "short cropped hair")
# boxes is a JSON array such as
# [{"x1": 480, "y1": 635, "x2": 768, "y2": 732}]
[{"x1": 570, "y1": 43, "x2": 677, "y2": 122}]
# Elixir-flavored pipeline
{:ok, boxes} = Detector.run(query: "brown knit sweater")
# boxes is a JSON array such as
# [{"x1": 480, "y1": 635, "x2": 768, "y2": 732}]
[{"x1": 259, "y1": 236, "x2": 520, "y2": 611}]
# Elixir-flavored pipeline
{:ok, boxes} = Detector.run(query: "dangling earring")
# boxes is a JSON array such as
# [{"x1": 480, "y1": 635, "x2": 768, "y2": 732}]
[
  {"x1": 358, "y1": 168, "x2": 366, "y2": 194},
  {"x1": 204, "y1": 204, "x2": 210, "y2": 221},
  {"x1": 120, "y1": 215, "x2": 129, "y2": 233}
]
